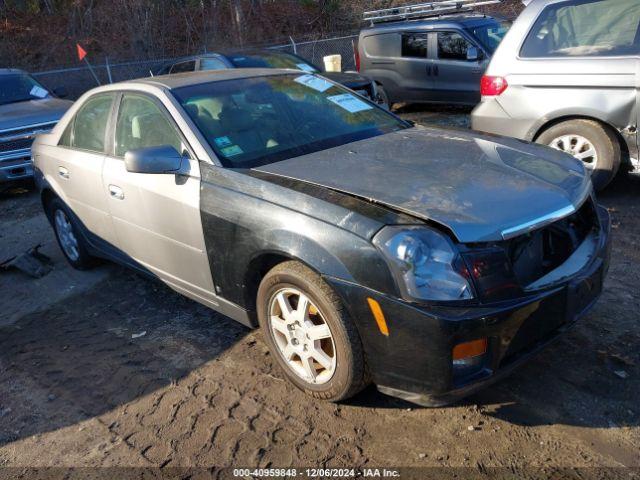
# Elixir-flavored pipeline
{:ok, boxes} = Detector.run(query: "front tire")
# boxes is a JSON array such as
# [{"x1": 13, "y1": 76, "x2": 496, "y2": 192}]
[
  {"x1": 257, "y1": 261, "x2": 367, "y2": 402},
  {"x1": 48, "y1": 197, "x2": 96, "y2": 270},
  {"x1": 536, "y1": 119, "x2": 621, "y2": 191}
]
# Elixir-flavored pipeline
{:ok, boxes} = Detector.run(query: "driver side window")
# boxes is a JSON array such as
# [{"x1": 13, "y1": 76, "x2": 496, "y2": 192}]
[
  {"x1": 437, "y1": 31, "x2": 474, "y2": 61},
  {"x1": 114, "y1": 94, "x2": 184, "y2": 157}
]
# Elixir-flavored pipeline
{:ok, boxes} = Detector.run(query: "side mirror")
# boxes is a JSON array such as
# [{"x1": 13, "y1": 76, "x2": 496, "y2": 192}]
[
  {"x1": 53, "y1": 86, "x2": 69, "y2": 99},
  {"x1": 467, "y1": 46, "x2": 480, "y2": 62},
  {"x1": 124, "y1": 145, "x2": 184, "y2": 174}
]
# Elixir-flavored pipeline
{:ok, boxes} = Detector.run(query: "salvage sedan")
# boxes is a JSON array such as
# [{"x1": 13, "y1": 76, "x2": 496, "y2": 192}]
[{"x1": 32, "y1": 69, "x2": 611, "y2": 406}]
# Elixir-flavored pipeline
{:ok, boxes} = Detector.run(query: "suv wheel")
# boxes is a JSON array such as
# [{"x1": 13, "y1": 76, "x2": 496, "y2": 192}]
[
  {"x1": 257, "y1": 261, "x2": 367, "y2": 401},
  {"x1": 375, "y1": 84, "x2": 392, "y2": 111},
  {"x1": 537, "y1": 119, "x2": 621, "y2": 191},
  {"x1": 48, "y1": 197, "x2": 96, "y2": 269}
]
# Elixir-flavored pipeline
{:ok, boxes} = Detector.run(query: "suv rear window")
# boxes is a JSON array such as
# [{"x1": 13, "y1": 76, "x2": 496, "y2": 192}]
[{"x1": 521, "y1": 0, "x2": 640, "y2": 58}]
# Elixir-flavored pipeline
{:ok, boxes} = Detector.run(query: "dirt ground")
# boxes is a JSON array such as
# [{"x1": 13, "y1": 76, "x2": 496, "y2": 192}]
[{"x1": 0, "y1": 107, "x2": 638, "y2": 478}]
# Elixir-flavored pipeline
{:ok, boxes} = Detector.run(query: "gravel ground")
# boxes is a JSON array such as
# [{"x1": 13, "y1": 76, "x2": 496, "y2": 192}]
[{"x1": 0, "y1": 107, "x2": 638, "y2": 477}]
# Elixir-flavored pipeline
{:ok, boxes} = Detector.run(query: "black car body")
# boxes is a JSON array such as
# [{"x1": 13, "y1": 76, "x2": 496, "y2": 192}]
[{"x1": 33, "y1": 70, "x2": 611, "y2": 406}]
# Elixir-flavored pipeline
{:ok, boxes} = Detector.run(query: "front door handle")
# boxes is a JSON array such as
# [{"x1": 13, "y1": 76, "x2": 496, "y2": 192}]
[
  {"x1": 433, "y1": 65, "x2": 439, "y2": 76},
  {"x1": 58, "y1": 166, "x2": 69, "y2": 179},
  {"x1": 426, "y1": 65, "x2": 432, "y2": 76},
  {"x1": 108, "y1": 184, "x2": 124, "y2": 200}
]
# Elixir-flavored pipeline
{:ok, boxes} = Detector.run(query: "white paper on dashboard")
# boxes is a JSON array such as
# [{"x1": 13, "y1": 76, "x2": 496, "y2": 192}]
[
  {"x1": 294, "y1": 74, "x2": 333, "y2": 93},
  {"x1": 296, "y1": 63, "x2": 316, "y2": 73},
  {"x1": 327, "y1": 93, "x2": 373, "y2": 113},
  {"x1": 30, "y1": 86, "x2": 49, "y2": 99}
]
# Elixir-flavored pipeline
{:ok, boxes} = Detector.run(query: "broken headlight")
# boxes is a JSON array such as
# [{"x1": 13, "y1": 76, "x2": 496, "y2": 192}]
[{"x1": 374, "y1": 226, "x2": 474, "y2": 302}]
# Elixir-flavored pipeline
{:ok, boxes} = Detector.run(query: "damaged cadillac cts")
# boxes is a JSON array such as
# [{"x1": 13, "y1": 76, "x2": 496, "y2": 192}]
[{"x1": 32, "y1": 69, "x2": 611, "y2": 406}]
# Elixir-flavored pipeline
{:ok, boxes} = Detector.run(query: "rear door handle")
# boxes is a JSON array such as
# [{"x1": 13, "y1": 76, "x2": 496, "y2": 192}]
[
  {"x1": 108, "y1": 184, "x2": 124, "y2": 200},
  {"x1": 433, "y1": 65, "x2": 439, "y2": 76},
  {"x1": 426, "y1": 65, "x2": 432, "y2": 76},
  {"x1": 58, "y1": 166, "x2": 69, "y2": 179}
]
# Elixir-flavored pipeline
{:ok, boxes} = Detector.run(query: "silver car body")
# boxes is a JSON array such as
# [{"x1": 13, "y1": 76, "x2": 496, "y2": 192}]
[
  {"x1": 471, "y1": 0, "x2": 639, "y2": 170},
  {"x1": 31, "y1": 77, "x2": 227, "y2": 316},
  {"x1": 0, "y1": 69, "x2": 72, "y2": 183}
]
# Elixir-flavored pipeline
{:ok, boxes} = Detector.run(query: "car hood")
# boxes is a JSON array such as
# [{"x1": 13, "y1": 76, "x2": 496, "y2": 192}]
[
  {"x1": 0, "y1": 98, "x2": 73, "y2": 132},
  {"x1": 255, "y1": 126, "x2": 592, "y2": 243},
  {"x1": 321, "y1": 71, "x2": 373, "y2": 90}
]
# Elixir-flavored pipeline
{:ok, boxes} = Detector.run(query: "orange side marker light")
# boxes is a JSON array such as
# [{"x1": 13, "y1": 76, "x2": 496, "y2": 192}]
[
  {"x1": 367, "y1": 297, "x2": 389, "y2": 337},
  {"x1": 453, "y1": 338, "x2": 488, "y2": 361}
]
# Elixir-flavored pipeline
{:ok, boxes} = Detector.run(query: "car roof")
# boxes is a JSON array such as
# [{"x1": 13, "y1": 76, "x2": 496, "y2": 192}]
[
  {"x1": 171, "y1": 49, "x2": 295, "y2": 60},
  {"x1": 131, "y1": 68, "x2": 297, "y2": 90},
  {"x1": 0, "y1": 68, "x2": 27, "y2": 76},
  {"x1": 361, "y1": 14, "x2": 498, "y2": 33}
]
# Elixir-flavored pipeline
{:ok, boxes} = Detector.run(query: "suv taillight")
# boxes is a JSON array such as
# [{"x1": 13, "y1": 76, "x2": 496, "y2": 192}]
[
  {"x1": 480, "y1": 75, "x2": 508, "y2": 96},
  {"x1": 354, "y1": 44, "x2": 361, "y2": 72}
]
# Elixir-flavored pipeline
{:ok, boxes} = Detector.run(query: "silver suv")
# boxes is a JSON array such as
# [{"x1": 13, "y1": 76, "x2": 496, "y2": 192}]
[
  {"x1": 0, "y1": 69, "x2": 72, "y2": 185},
  {"x1": 471, "y1": 0, "x2": 640, "y2": 190}
]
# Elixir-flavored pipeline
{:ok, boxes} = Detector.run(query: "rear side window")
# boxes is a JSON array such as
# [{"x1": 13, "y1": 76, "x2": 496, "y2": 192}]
[
  {"x1": 170, "y1": 60, "x2": 196, "y2": 74},
  {"x1": 521, "y1": 0, "x2": 640, "y2": 58},
  {"x1": 437, "y1": 31, "x2": 473, "y2": 61},
  {"x1": 69, "y1": 94, "x2": 114, "y2": 152},
  {"x1": 402, "y1": 33, "x2": 429, "y2": 58}
]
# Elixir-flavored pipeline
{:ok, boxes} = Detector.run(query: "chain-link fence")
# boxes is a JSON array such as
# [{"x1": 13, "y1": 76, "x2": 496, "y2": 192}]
[{"x1": 32, "y1": 35, "x2": 359, "y2": 100}]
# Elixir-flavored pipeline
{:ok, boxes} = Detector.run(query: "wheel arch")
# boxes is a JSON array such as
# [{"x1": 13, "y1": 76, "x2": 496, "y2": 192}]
[
  {"x1": 241, "y1": 250, "x2": 330, "y2": 314},
  {"x1": 40, "y1": 187, "x2": 59, "y2": 222},
  {"x1": 530, "y1": 114, "x2": 629, "y2": 159}
]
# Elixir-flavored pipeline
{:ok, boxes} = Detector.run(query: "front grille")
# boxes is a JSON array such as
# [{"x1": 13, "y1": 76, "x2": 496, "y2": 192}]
[
  {"x1": 0, "y1": 122, "x2": 56, "y2": 139},
  {"x1": 0, "y1": 137, "x2": 34, "y2": 153},
  {"x1": 0, "y1": 122, "x2": 56, "y2": 157},
  {"x1": 507, "y1": 199, "x2": 598, "y2": 288},
  {"x1": 462, "y1": 198, "x2": 599, "y2": 302}
]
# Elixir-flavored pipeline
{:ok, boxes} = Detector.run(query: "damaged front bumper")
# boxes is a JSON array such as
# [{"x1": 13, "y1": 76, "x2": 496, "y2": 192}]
[{"x1": 326, "y1": 206, "x2": 612, "y2": 407}]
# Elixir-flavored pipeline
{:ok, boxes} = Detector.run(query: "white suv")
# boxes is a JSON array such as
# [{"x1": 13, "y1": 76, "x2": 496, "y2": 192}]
[{"x1": 472, "y1": 0, "x2": 640, "y2": 190}]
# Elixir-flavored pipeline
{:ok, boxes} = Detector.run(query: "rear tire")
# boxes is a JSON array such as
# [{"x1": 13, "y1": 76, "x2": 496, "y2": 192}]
[
  {"x1": 536, "y1": 119, "x2": 621, "y2": 191},
  {"x1": 257, "y1": 261, "x2": 368, "y2": 402},
  {"x1": 47, "y1": 197, "x2": 96, "y2": 270}
]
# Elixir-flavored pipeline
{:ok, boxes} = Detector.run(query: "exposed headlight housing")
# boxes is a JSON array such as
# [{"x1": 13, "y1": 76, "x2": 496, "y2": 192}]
[{"x1": 373, "y1": 226, "x2": 474, "y2": 302}]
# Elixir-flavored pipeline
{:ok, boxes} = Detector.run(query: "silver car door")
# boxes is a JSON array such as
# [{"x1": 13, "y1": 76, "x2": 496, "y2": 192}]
[
  {"x1": 50, "y1": 92, "x2": 117, "y2": 244},
  {"x1": 102, "y1": 92, "x2": 214, "y2": 297}
]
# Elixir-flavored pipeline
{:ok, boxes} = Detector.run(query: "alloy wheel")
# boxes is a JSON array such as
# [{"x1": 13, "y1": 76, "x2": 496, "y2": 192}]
[
  {"x1": 268, "y1": 288, "x2": 337, "y2": 385},
  {"x1": 549, "y1": 134, "x2": 599, "y2": 170},
  {"x1": 54, "y1": 209, "x2": 80, "y2": 262}
]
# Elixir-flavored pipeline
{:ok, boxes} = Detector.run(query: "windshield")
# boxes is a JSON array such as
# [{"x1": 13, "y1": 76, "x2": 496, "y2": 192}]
[
  {"x1": 467, "y1": 21, "x2": 511, "y2": 53},
  {"x1": 0, "y1": 73, "x2": 51, "y2": 106},
  {"x1": 173, "y1": 74, "x2": 408, "y2": 168},
  {"x1": 228, "y1": 52, "x2": 320, "y2": 73}
]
